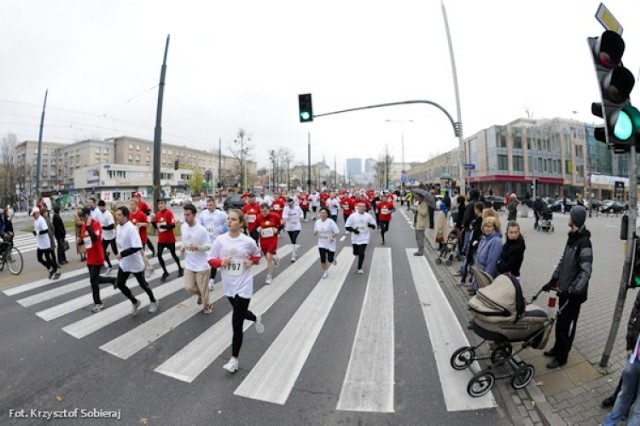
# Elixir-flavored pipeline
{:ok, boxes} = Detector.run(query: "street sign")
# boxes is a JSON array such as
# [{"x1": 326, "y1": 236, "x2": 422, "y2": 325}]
[
  {"x1": 401, "y1": 169, "x2": 406, "y2": 175},
  {"x1": 409, "y1": 178, "x2": 416, "y2": 185},
  {"x1": 400, "y1": 175, "x2": 407, "y2": 182},
  {"x1": 596, "y1": 3, "x2": 622, "y2": 35},
  {"x1": 464, "y1": 163, "x2": 475, "y2": 170}
]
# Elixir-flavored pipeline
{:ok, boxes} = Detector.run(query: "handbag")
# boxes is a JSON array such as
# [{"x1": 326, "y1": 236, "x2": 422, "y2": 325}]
[{"x1": 63, "y1": 240, "x2": 70, "y2": 251}]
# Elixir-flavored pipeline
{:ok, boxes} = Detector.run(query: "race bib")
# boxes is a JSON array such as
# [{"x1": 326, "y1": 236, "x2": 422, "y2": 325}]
[
  {"x1": 206, "y1": 226, "x2": 215, "y2": 234},
  {"x1": 381, "y1": 208, "x2": 389, "y2": 215},
  {"x1": 158, "y1": 227, "x2": 168, "y2": 233},
  {"x1": 287, "y1": 219, "x2": 298, "y2": 227},
  {"x1": 261, "y1": 228, "x2": 274, "y2": 238},
  {"x1": 342, "y1": 204, "x2": 350, "y2": 210},
  {"x1": 83, "y1": 236, "x2": 92, "y2": 249},
  {"x1": 246, "y1": 214, "x2": 256, "y2": 223},
  {"x1": 224, "y1": 259, "x2": 243, "y2": 276},
  {"x1": 319, "y1": 233, "x2": 331, "y2": 242},
  {"x1": 273, "y1": 205, "x2": 281, "y2": 211},
  {"x1": 357, "y1": 224, "x2": 367, "y2": 232}
]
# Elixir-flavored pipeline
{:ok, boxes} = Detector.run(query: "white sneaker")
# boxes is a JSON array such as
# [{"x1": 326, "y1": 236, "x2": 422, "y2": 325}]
[
  {"x1": 357, "y1": 269, "x2": 364, "y2": 274},
  {"x1": 322, "y1": 271, "x2": 329, "y2": 279},
  {"x1": 265, "y1": 275, "x2": 272, "y2": 285},
  {"x1": 145, "y1": 267, "x2": 154, "y2": 278},
  {"x1": 332, "y1": 259, "x2": 337, "y2": 266},
  {"x1": 223, "y1": 358, "x2": 239, "y2": 373},
  {"x1": 92, "y1": 304, "x2": 104, "y2": 313},
  {"x1": 255, "y1": 315, "x2": 264, "y2": 334},
  {"x1": 148, "y1": 301, "x2": 159, "y2": 313},
  {"x1": 131, "y1": 300, "x2": 141, "y2": 316},
  {"x1": 291, "y1": 255, "x2": 296, "y2": 263},
  {"x1": 208, "y1": 278, "x2": 215, "y2": 291},
  {"x1": 273, "y1": 256, "x2": 279, "y2": 267}
]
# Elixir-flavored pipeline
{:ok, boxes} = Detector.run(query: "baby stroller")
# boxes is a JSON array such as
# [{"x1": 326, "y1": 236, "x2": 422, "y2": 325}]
[
  {"x1": 450, "y1": 274, "x2": 561, "y2": 397},
  {"x1": 536, "y1": 207, "x2": 554, "y2": 232},
  {"x1": 435, "y1": 232, "x2": 460, "y2": 266}
]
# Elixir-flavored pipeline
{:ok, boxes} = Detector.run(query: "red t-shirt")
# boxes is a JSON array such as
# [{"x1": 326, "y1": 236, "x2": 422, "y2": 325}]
[
  {"x1": 271, "y1": 198, "x2": 285, "y2": 217},
  {"x1": 298, "y1": 194, "x2": 309, "y2": 210},
  {"x1": 137, "y1": 200, "x2": 151, "y2": 216},
  {"x1": 81, "y1": 220, "x2": 105, "y2": 266},
  {"x1": 129, "y1": 210, "x2": 149, "y2": 244},
  {"x1": 320, "y1": 193, "x2": 329, "y2": 207},
  {"x1": 377, "y1": 201, "x2": 395, "y2": 222},
  {"x1": 154, "y1": 208, "x2": 176, "y2": 244},
  {"x1": 255, "y1": 212, "x2": 282, "y2": 253},
  {"x1": 243, "y1": 203, "x2": 261, "y2": 232},
  {"x1": 340, "y1": 197, "x2": 354, "y2": 215}
]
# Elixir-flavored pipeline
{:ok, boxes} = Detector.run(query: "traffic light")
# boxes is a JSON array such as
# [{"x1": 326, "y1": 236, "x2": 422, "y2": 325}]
[
  {"x1": 588, "y1": 30, "x2": 635, "y2": 153},
  {"x1": 630, "y1": 237, "x2": 640, "y2": 288},
  {"x1": 298, "y1": 93, "x2": 313, "y2": 123},
  {"x1": 530, "y1": 178, "x2": 537, "y2": 192}
]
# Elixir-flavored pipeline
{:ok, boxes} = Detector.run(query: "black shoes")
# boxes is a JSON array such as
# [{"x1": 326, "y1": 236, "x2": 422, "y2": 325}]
[
  {"x1": 413, "y1": 252, "x2": 424, "y2": 256},
  {"x1": 543, "y1": 349, "x2": 556, "y2": 358},
  {"x1": 178, "y1": 268, "x2": 184, "y2": 277},
  {"x1": 546, "y1": 358, "x2": 567, "y2": 369},
  {"x1": 161, "y1": 272, "x2": 170, "y2": 282}
]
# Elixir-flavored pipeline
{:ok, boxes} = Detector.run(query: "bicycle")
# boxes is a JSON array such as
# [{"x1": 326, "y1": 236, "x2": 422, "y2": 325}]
[{"x1": 0, "y1": 233, "x2": 24, "y2": 275}]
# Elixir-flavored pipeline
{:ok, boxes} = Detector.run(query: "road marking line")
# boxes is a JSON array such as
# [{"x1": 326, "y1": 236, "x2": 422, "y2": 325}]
[
  {"x1": 99, "y1": 246, "x2": 291, "y2": 360},
  {"x1": 154, "y1": 245, "x2": 311, "y2": 383},
  {"x1": 233, "y1": 248, "x2": 354, "y2": 404},
  {"x1": 337, "y1": 248, "x2": 394, "y2": 413},
  {"x1": 340, "y1": 235, "x2": 346, "y2": 242},
  {"x1": 405, "y1": 248, "x2": 495, "y2": 411}
]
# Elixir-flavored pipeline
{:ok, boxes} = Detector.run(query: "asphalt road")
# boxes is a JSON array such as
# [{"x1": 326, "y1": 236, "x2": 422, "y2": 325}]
[{"x1": 0, "y1": 205, "x2": 516, "y2": 425}]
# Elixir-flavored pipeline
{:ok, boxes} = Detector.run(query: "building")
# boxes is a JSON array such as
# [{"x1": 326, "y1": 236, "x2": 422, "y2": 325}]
[
  {"x1": 364, "y1": 158, "x2": 376, "y2": 173},
  {"x1": 15, "y1": 141, "x2": 66, "y2": 201},
  {"x1": 346, "y1": 158, "x2": 362, "y2": 178}
]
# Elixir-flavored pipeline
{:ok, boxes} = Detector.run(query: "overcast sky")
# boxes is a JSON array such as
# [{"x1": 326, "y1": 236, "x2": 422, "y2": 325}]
[{"x1": 2, "y1": 0, "x2": 639, "y2": 171}]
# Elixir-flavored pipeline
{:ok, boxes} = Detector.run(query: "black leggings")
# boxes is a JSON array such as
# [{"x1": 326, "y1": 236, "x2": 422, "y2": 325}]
[
  {"x1": 102, "y1": 238, "x2": 118, "y2": 267},
  {"x1": 287, "y1": 230, "x2": 300, "y2": 245},
  {"x1": 352, "y1": 244, "x2": 367, "y2": 270},
  {"x1": 88, "y1": 264, "x2": 116, "y2": 305},
  {"x1": 116, "y1": 268, "x2": 156, "y2": 304},
  {"x1": 343, "y1": 212, "x2": 351, "y2": 224},
  {"x1": 146, "y1": 238, "x2": 155, "y2": 253},
  {"x1": 379, "y1": 220, "x2": 390, "y2": 241},
  {"x1": 227, "y1": 295, "x2": 257, "y2": 357},
  {"x1": 318, "y1": 247, "x2": 335, "y2": 264},
  {"x1": 157, "y1": 243, "x2": 181, "y2": 274},
  {"x1": 37, "y1": 248, "x2": 58, "y2": 272}
]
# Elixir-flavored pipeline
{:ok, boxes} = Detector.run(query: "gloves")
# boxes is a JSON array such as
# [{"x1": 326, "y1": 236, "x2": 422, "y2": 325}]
[
  {"x1": 542, "y1": 279, "x2": 556, "y2": 292},
  {"x1": 352, "y1": 229, "x2": 360, "y2": 234},
  {"x1": 368, "y1": 224, "x2": 376, "y2": 230}
]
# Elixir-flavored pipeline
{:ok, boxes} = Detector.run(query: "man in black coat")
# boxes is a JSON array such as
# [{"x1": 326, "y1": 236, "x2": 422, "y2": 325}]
[{"x1": 52, "y1": 206, "x2": 67, "y2": 264}]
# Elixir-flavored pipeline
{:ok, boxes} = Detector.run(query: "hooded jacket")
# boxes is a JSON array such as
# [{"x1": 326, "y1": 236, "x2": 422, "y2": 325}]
[
  {"x1": 495, "y1": 237, "x2": 526, "y2": 277},
  {"x1": 551, "y1": 226, "x2": 592, "y2": 303},
  {"x1": 474, "y1": 231, "x2": 503, "y2": 278}
]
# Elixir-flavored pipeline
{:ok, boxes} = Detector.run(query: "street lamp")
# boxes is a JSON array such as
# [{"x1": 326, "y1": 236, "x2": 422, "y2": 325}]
[{"x1": 385, "y1": 119, "x2": 413, "y2": 189}]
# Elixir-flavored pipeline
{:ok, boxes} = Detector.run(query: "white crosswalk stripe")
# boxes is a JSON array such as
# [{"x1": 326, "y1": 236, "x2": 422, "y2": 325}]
[{"x1": 11, "y1": 234, "x2": 76, "y2": 254}]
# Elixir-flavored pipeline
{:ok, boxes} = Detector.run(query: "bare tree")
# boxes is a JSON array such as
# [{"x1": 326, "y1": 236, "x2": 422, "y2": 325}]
[
  {"x1": 374, "y1": 144, "x2": 394, "y2": 190},
  {"x1": 1, "y1": 133, "x2": 17, "y2": 207},
  {"x1": 228, "y1": 128, "x2": 254, "y2": 192}
]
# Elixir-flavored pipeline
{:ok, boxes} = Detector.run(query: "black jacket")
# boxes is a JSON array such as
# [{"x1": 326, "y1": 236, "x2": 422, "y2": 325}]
[
  {"x1": 627, "y1": 291, "x2": 640, "y2": 351},
  {"x1": 551, "y1": 226, "x2": 592, "y2": 304},
  {"x1": 52, "y1": 213, "x2": 66, "y2": 240},
  {"x1": 462, "y1": 199, "x2": 478, "y2": 230},
  {"x1": 496, "y1": 237, "x2": 526, "y2": 277}
]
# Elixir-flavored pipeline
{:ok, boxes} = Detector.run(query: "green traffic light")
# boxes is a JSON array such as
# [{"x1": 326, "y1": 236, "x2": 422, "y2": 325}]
[
  {"x1": 300, "y1": 112, "x2": 311, "y2": 121},
  {"x1": 635, "y1": 276, "x2": 640, "y2": 287},
  {"x1": 614, "y1": 110, "x2": 633, "y2": 140}
]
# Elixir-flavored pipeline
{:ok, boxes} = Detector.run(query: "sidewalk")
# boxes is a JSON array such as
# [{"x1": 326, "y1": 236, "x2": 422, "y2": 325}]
[{"x1": 423, "y1": 209, "x2": 630, "y2": 426}]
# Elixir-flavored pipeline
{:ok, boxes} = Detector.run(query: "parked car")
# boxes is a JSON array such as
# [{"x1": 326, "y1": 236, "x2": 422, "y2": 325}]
[
  {"x1": 586, "y1": 198, "x2": 602, "y2": 211},
  {"x1": 482, "y1": 195, "x2": 506, "y2": 211},
  {"x1": 169, "y1": 194, "x2": 192, "y2": 206},
  {"x1": 223, "y1": 194, "x2": 245, "y2": 211},
  {"x1": 600, "y1": 200, "x2": 625, "y2": 214},
  {"x1": 549, "y1": 199, "x2": 577, "y2": 212}
]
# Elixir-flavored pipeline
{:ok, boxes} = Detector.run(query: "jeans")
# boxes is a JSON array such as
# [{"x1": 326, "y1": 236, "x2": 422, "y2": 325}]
[
  {"x1": 603, "y1": 355, "x2": 640, "y2": 425},
  {"x1": 415, "y1": 229, "x2": 425, "y2": 254},
  {"x1": 56, "y1": 237, "x2": 67, "y2": 264}
]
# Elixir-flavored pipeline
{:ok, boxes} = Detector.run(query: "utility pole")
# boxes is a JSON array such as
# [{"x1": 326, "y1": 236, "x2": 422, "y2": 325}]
[
  {"x1": 307, "y1": 133, "x2": 312, "y2": 192},
  {"x1": 34, "y1": 89, "x2": 48, "y2": 206},
  {"x1": 218, "y1": 138, "x2": 222, "y2": 203},
  {"x1": 153, "y1": 34, "x2": 170, "y2": 213}
]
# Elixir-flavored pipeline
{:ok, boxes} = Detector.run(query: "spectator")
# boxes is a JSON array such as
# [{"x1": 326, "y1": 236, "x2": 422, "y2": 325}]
[
  {"x1": 469, "y1": 216, "x2": 503, "y2": 295},
  {"x1": 533, "y1": 195, "x2": 544, "y2": 230},
  {"x1": 74, "y1": 205, "x2": 87, "y2": 261},
  {"x1": 507, "y1": 193, "x2": 518, "y2": 221},
  {"x1": 495, "y1": 221, "x2": 526, "y2": 280},
  {"x1": 434, "y1": 202, "x2": 448, "y2": 250},
  {"x1": 52, "y1": 206, "x2": 68, "y2": 265}
]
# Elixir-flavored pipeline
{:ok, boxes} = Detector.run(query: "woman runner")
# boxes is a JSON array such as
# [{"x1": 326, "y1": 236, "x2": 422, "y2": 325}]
[
  {"x1": 282, "y1": 197, "x2": 303, "y2": 262},
  {"x1": 208, "y1": 209, "x2": 263, "y2": 373},
  {"x1": 344, "y1": 201, "x2": 377, "y2": 274},
  {"x1": 314, "y1": 207, "x2": 339, "y2": 279}
]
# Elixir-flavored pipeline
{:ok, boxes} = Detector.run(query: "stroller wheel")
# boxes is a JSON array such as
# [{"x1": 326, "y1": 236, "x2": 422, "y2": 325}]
[
  {"x1": 490, "y1": 345, "x2": 512, "y2": 364},
  {"x1": 467, "y1": 371, "x2": 495, "y2": 397},
  {"x1": 511, "y1": 364, "x2": 535, "y2": 390},
  {"x1": 435, "y1": 257, "x2": 442, "y2": 265},
  {"x1": 445, "y1": 258, "x2": 453, "y2": 266},
  {"x1": 450, "y1": 346, "x2": 475, "y2": 370}
]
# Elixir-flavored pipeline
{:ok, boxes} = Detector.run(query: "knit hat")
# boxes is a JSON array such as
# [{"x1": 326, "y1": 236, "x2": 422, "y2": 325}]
[{"x1": 570, "y1": 205, "x2": 587, "y2": 228}]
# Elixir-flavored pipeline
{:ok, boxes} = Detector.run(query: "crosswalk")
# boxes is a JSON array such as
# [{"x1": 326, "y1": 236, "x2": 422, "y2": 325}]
[
  {"x1": 2, "y1": 241, "x2": 495, "y2": 414},
  {"x1": 11, "y1": 233, "x2": 76, "y2": 254}
]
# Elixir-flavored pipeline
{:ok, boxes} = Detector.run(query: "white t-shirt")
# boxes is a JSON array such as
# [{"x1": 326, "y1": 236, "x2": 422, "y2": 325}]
[
  {"x1": 310, "y1": 193, "x2": 320, "y2": 207},
  {"x1": 326, "y1": 197, "x2": 340, "y2": 216},
  {"x1": 34, "y1": 216, "x2": 51, "y2": 250},
  {"x1": 209, "y1": 233, "x2": 261, "y2": 299},
  {"x1": 90, "y1": 207, "x2": 100, "y2": 222},
  {"x1": 345, "y1": 212, "x2": 376, "y2": 245},
  {"x1": 282, "y1": 205, "x2": 303, "y2": 232},
  {"x1": 116, "y1": 221, "x2": 145, "y2": 273},
  {"x1": 97, "y1": 209, "x2": 116, "y2": 241},
  {"x1": 198, "y1": 208, "x2": 227, "y2": 242},
  {"x1": 198, "y1": 199, "x2": 207, "y2": 210},
  {"x1": 180, "y1": 222, "x2": 211, "y2": 272},
  {"x1": 314, "y1": 218, "x2": 339, "y2": 251}
]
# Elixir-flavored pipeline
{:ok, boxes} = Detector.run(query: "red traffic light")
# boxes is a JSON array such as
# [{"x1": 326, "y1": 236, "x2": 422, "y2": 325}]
[{"x1": 593, "y1": 30, "x2": 625, "y2": 68}]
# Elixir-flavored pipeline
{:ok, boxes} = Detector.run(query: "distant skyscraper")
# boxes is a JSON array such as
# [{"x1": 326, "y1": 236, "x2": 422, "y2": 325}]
[
  {"x1": 346, "y1": 158, "x2": 362, "y2": 177},
  {"x1": 364, "y1": 158, "x2": 376, "y2": 173}
]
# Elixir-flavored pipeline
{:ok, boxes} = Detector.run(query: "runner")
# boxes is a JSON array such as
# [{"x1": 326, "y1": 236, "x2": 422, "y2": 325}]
[
  {"x1": 198, "y1": 197, "x2": 227, "y2": 290},
  {"x1": 133, "y1": 192, "x2": 155, "y2": 256},
  {"x1": 325, "y1": 192, "x2": 340, "y2": 223},
  {"x1": 242, "y1": 193, "x2": 261, "y2": 245},
  {"x1": 344, "y1": 201, "x2": 377, "y2": 274},
  {"x1": 314, "y1": 207, "x2": 339, "y2": 279},
  {"x1": 180, "y1": 204, "x2": 213, "y2": 314},
  {"x1": 197, "y1": 192, "x2": 207, "y2": 211},
  {"x1": 152, "y1": 199, "x2": 184, "y2": 282},
  {"x1": 310, "y1": 191, "x2": 320, "y2": 220},
  {"x1": 114, "y1": 205, "x2": 158, "y2": 316},
  {"x1": 32, "y1": 206, "x2": 61, "y2": 279},
  {"x1": 87, "y1": 197, "x2": 100, "y2": 221},
  {"x1": 96, "y1": 200, "x2": 117, "y2": 274},
  {"x1": 207, "y1": 209, "x2": 263, "y2": 373},
  {"x1": 77, "y1": 207, "x2": 117, "y2": 313},
  {"x1": 377, "y1": 194, "x2": 396, "y2": 245},
  {"x1": 282, "y1": 197, "x2": 303, "y2": 262},
  {"x1": 129, "y1": 199, "x2": 154, "y2": 278},
  {"x1": 270, "y1": 193, "x2": 286, "y2": 219},
  {"x1": 298, "y1": 192, "x2": 310, "y2": 222},
  {"x1": 340, "y1": 192, "x2": 354, "y2": 230},
  {"x1": 255, "y1": 202, "x2": 283, "y2": 284}
]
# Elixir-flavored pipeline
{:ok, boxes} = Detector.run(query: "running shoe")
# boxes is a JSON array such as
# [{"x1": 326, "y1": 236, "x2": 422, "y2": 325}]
[
  {"x1": 131, "y1": 300, "x2": 141, "y2": 316},
  {"x1": 161, "y1": 272, "x2": 170, "y2": 282},
  {"x1": 223, "y1": 358, "x2": 239, "y2": 373},
  {"x1": 178, "y1": 268, "x2": 184, "y2": 277},
  {"x1": 255, "y1": 315, "x2": 264, "y2": 334},
  {"x1": 110, "y1": 277, "x2": 117, "y2": 289},
  {"x1": 357, "y1": 269, "x2": 364, "y2": 274},
  {"x1": 291, "y1": 255, "x2": 296, "y2": 263},
  {"x1": 203, "y1": 303, "x2": 214, "y2": 315},
  {"x1": 53, "y1": 270, "x2": 61, "y2": 280},
  {"x1": 413, "y1": 251, "x2": 424, "y2": 256},
  {"x1": 208, "y1": 279, "x2": 215, "y2": 291},
  {"x1": 148, "y1": 301, "x2": 159, "y2": 313},
  {"x1": 145, "y1": 267, "x2": 154, "y2": 278},
  {"x1": 92, "y1": 304, "x2": 104, "y2": 313},
  {"x1": 48, "y1": 268, "x2": 55, "y2": 279},
  {"x1": 322, "y1": 271, "x2": 329, "y2": 279},
  {"x1": 273, "y1": 256, "x2": 279, "y2": 267},
  {"x1": 196, "y1": 296, "x2": 202, "y2": 305},
  {"x1": 265, "y1": 275, "x2": 272, "y2": 285}
]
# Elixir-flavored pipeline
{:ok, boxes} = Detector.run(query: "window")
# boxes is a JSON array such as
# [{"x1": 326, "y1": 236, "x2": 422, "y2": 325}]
[
  {"x1": 497, "y1": 154, "x2": 508, "y2": 170},
  {"x1": 146, "y1": 156, "x2": 151, "y2": 162},
  {"x1": 498, "y1": 127, "x2": 507, "y2": 148},
  {"x1": 129, "y1": 143, "x2": 133, "y2": 149},
  {"x1": 146, "y1": 146, "x2": 150, "y2": 152},
  {"x1": 136, "y1": 145, "x2": 140, "y2": 151},
  {"x1": 103, "y1": 148, "x2": 108, "y2": 154},
  {"x1": 96, "y1": 147, "x2": 101, "y2": 154},
  {"x1": 513, "y1": 127, "x2": 523, "y2": 149},
  {"x1": 513, "y1": 155, "x2": 524, "y2": 172},
  {"x1": 136, "y1": 155, "x2": 140, "y2": 161},
  {"x1": 128, "y1": 154, "x2": 133, "y2": 161}
]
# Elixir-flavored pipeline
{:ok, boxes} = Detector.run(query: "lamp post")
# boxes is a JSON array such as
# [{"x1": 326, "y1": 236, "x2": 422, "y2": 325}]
[{"x1": 385, "y1": 119, "x2": 413, "y2": 189}]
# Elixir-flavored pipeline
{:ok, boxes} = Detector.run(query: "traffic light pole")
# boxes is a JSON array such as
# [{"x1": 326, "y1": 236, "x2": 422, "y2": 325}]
[
  {"x1": 600, "y1": 145, "x2": 637, "y2": 368},
  {"x1": 153, "y1": 34, "x2": 170, "y2": 214}
]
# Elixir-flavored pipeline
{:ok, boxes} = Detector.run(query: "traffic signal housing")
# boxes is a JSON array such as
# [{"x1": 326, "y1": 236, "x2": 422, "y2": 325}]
[
  {"x1": 588, "y1": 30, "x2": 635, "y2": 153},
  {"x1": 298, "y1": 93, "x2": 313, "y2": 123},
  {"x1": 630, "y1": 237, "x2": 640, "y2": 288}
]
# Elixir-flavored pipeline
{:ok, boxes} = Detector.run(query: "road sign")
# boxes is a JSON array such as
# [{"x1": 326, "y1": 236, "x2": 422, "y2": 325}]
[
  {"x1": 401, "y1": 169, "x2": 406, "y2": 175},
  {"x1": 596, "y1": 3, "x2": 622, "y2": 35},
  {"x1": 409, "y1": 178, "x2": 416, "y2": 185},
  {"x1": 464, "y1": 163, "x2": 475, "y2": 170},
  {"x1": 400, "y1": 175, "x2": 407, "y2": 183}
]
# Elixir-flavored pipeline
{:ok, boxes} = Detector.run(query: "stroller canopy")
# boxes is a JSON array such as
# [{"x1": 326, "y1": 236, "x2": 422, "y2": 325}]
[{"x1": 468, "y1": 274, "x2": 526, "y2": 322}]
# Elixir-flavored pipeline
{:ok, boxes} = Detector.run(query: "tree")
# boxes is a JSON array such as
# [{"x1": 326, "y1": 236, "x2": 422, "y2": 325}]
[
  {"x1": 267, "y1": 147, "x2": 294, "y2": 192},
  {"x1": 0, "y1": 133, "x2": 17, "y2": 207},
  {"x1": 228, "y1": 128, "x2": 254, "y2": 192},
  {"x1": 374, "y1": 144, "x2": 394, "y2": 190}
]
